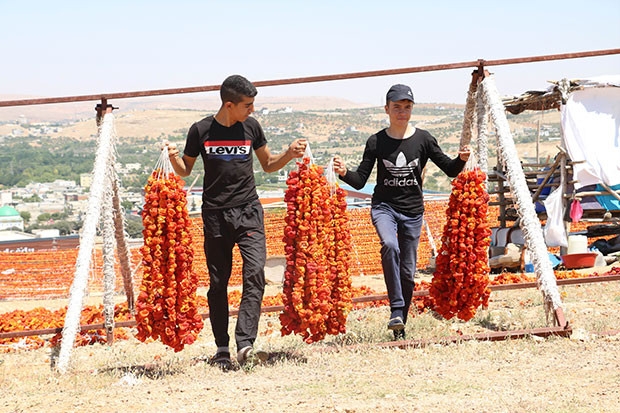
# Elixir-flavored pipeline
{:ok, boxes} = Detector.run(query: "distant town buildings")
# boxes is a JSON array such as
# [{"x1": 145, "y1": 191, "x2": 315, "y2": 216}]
[{"x1": 0, "y1": 176, "x2": 143, "y2": 241}]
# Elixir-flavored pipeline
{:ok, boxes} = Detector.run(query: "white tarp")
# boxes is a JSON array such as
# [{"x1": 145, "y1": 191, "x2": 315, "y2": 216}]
[{"x1": 561, "y1": 78, "x2": 620, "y2": 189}]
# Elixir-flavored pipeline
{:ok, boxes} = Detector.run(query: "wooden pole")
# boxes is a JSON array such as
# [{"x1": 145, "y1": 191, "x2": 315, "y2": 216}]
[{"x1": 536, "y1": 119, "x2": 541, "y2": 164}]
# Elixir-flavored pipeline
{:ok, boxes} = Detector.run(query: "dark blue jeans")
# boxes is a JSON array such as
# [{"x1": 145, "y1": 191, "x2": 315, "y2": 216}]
[{"x1": 371, "y1": 202, "x2": 423, "y2": 324}]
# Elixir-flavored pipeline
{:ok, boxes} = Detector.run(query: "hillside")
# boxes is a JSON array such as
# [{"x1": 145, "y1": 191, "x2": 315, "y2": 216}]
[
  {"x1": 0, "y1": 95, "x2": 370, "y2": 124},
  {"x1": 1, "y1": 95, "x2": 563, "y2": 193}
]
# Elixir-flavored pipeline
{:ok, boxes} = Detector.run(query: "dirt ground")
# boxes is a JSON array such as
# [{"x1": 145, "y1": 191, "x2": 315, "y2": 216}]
[{"x1": 2, "y1": 268, "x2": 620, "y2": 413}]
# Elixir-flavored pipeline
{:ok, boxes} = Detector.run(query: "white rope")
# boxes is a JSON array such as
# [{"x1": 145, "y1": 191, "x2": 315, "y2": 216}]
[
  {"x1": 459, "y1": 79, "x2": 478, "y2": 151},
  {"x1": 479, "y1": 77, "x2": 563, "y2": 320},
  {"x1": 56, "y1": 113, "x2": 117, "y2": 374},
  {"x1": 423, "y1": 218, "x2": 437, "y2": 257},
  {"x1": 102, "y1": 167, "x2": 116, "y2": 337},
  {"x1": 303, "y1": 141, "x2": 315, "y2": 165},
  {"x1": 154, "y1": 146, "x2": 174, "y2": 179},
  {"x1": 325, "y1": 157, "x2": 338, "y2": 196},
  {"x1": 475, "y1": 89, "x2": 490, "y2": 174}
]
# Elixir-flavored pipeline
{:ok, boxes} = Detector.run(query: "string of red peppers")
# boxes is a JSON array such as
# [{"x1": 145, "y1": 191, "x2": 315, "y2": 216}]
[
  {"x1": 280, "y1": 158, "x2": 353, "y2": 343},
  {"x1": 135, "y1": 170, "x2": 204, "y2": 351},
  {"x1": 430, "y1": 167, "x2": 492, "y2": 321}
]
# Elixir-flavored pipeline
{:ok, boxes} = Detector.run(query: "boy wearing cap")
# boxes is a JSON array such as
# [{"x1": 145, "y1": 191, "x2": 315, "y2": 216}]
[{"x1": 333, "y1": 84, "x2": 470, "y2": 340}]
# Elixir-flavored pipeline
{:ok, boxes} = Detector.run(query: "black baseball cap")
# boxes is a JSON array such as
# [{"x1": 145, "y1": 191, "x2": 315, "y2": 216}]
[{"x1": 386, "y1": 84, "x2": 415, "y2": 103}]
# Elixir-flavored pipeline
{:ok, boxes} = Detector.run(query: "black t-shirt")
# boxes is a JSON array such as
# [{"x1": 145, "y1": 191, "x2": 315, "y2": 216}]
[
  {"x1": 340, "y1": 128, "x2": 466, "y2": 216},
  {"x1": 184, "y1": 115, "x2": 267, "y2": 210}
]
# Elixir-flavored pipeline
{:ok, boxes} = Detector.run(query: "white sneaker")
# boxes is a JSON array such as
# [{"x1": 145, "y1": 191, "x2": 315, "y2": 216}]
[{"x1": 237, "y1": 346, "x2": 268, "y2": 366}]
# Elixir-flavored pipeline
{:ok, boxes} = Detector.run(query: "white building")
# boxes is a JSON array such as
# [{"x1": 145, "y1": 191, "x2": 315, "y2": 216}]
[
  {"x1": 80, "y1": 173, "x2": 92, "y2": 188},
  {"x1": 0, "y1": 205, "x2": 24, "y2": 231},
  {"x1": 0, "y1": 190, "x2": 13, "y2": 205}
]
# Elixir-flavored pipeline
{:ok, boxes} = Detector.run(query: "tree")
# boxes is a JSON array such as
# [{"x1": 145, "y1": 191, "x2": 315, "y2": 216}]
[
  {"x1": 53, "y1": 220, "x2": 76, "y2": 235},
  {"x1": 20, "y1": 211, "x2": 31, "y2": 223},
  {"x1": 125, "y1": 215, "x2": 144, "y2": 239},
  {"x1": 50, "y1": 211, "x2": 69, "y2": 221},
  {"x1": 37, "y1": 212, "x2": 51, "y2": 222},
  {"x1": 121, "y1": 200, "x2": 134, "y2": 211},
  {"x1": 23, "y1": 194, "x2": 42, "y2": 203}
]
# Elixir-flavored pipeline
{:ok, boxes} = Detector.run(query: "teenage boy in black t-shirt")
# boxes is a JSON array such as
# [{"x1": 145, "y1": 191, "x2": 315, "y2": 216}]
[
  {"x1": 333, "y1": 84, "x2": 470, "y2": 341},
  {"x1": 166, "y1": 74, "x2": 307, "y2": 369}
]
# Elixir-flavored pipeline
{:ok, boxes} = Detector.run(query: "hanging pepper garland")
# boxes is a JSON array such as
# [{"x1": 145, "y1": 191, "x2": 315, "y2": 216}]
[
  {"x1": 280, "y1": 157, "x2": 353, "y2": 343},
  {"x1": 135, "y1": 150, "x2": 204, "y2": 352},
  {"x1": 430, "y1": 167, "x2": 492, "y2": 321},
  {"x1": 325, "y1": 185, "x2": 353, "y2": 335}
]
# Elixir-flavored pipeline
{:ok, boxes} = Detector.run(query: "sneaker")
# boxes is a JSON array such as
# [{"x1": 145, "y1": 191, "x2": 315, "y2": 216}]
[
  {"x1": 208, "y1": 352, "x2": 234, "y2": 371},
  {"x1": 393, "y1": 329, "x2": 406, "y2": 341},
  {"x1": 237, "y1": 346, "x2": 269, "y2": 366},
  {"x1": 387, "y1": 316, "x2": 405, "y2": 331}
]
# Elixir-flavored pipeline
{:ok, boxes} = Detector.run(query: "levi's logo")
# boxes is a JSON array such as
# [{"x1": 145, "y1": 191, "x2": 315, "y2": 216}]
[{"x1": 204, "y1": 140, "x2": 251, "y2": 160}]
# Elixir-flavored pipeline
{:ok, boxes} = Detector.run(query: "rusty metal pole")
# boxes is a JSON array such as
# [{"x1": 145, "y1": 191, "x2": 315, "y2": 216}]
[
  {"x1": 2, "y1": 48, "x2": 618, "y2": 108},
  {"x1": 96, "y1": 98, "x2": 116, "y2": 127}
]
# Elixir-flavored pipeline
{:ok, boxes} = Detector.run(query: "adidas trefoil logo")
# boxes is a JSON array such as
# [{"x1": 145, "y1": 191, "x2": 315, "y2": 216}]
[
  {"x1": 383, "y1": 152, "x2": 418, "y2": 177},
  {"x1": 383, "y1": 152, "x2": 419, "y2": 187}
]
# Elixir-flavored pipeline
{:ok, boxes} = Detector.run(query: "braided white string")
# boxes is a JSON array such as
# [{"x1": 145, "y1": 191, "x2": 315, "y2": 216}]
[
  {"x1": 476, "y1": 90, "x2": 490, "y2": 174},
  {"x1": 57, "y1": 113, "x2": 118, "y2": 373},
  {"x1": 480, "y1": 77, "x2": 563, "y2": 321},
  {"x1": 102, "y1": 166, "x2": 116, "y2": 336},
  {"x1": 459, "y1": 79, "x2": 478, "y2": 150}
]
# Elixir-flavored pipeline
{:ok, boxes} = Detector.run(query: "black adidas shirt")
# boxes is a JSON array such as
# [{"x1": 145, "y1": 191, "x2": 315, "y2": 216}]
[
  {"x1": 340, "y1": 128, "x2": 465, "y2": 216},
  {"x1": 184, "y1": 115, "x2": 267, "y2": 210}
]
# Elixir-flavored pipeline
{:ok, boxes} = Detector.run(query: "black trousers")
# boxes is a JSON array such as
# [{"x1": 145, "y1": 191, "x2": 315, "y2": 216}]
[{"x1": 203, "y1": 199, "x2": 266, "y2": 351}]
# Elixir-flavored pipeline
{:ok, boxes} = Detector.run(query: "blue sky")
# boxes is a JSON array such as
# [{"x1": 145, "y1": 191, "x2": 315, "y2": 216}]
[{"x1": 1, "y1": 0, "x2": 619, "y2": 106}]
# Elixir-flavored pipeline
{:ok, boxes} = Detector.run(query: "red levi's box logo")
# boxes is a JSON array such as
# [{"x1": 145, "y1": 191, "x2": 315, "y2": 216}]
[{"x1": 204, "y1": 140, "x2": 251, "y2": 160}]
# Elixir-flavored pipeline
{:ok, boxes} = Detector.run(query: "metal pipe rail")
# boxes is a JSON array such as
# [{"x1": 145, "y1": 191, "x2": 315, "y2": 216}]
[
  {"x1": 1, "y1": 48, "x2": 618, "y2": 108},
  {"x1": 2, "y1": 273, "x2": 618, "y2": 341}
]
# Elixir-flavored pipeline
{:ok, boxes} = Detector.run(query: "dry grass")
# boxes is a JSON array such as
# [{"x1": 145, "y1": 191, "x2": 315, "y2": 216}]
[{"x1": 2, "y1": 277, "x2": 620, "y2": 413}]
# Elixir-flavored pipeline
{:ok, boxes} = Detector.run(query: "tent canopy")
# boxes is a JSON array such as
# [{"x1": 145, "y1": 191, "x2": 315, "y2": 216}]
[
  {"x1": 503, "y1": 75, "x2": 620, "y2": 190},
  {"x1": 502, "y1": 76, "x2": 620, "y2": 115}
]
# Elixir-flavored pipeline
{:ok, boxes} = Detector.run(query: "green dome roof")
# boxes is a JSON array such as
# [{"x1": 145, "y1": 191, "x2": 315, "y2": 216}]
[{"x1": 0, "y1": 205, "x2": 20, "y2": 217}]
